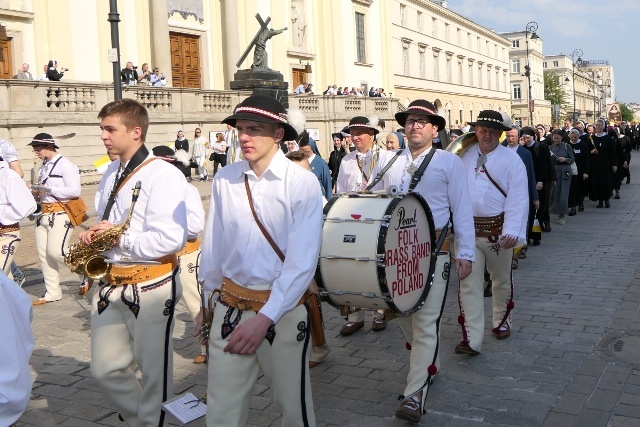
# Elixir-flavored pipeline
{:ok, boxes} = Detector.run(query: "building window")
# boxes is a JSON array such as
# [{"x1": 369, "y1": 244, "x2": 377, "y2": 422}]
[
  {"x1": 433, "y1": 55, "x2": 440, "y2": 81},
  {"x1": 446, "y1": 57, "x2": 452, "y2": 83},
  {"x1": 469, "y1": 64, "x2": 473, "y2": 87},
  {"x1": 513, "y1": 83, "x2": 522, "y2": 99},
  {"x1": 512, "y1": 39, "x2": 520, "y2": 48},
  {"x1": 543, "y1": 61, "x2": 548, "y2": 68},
  {"x1": 419, "y1": 51, "x2": 425, "y2": 78},
  {"x1": 553, "y1": 60, "x2": 559, "y2": 67},
  {"x1": 458, "y1": 62, "x2": 463, "y2": 84},
  {"x1": 511, "y1": 59, "x2": 520, "y2": 73},
  {"x1": 486, "y1": 40, "x2": 490, "y2": 54},
  {"x1": 467, "y1": 32, "x2": 472, "y2": 49},
  {"x1": 417, "y1": 11, "x2": 422, "y2": 32},
  {"x1": 457, "y1": 28, "x2": 461, "y2": 45},
  {"x1": 402, "y1": 46, "x2": 409, "y2": 75},
  {"x1": 432, "y1": 18, "x2": 437, "y2": 37},
  {"x1": 400, "y1": 4, "x2": 406, "y2": 26},
  {"x1": 496, "y1": 69, "x2": 500, "y2": 91},
  {"x1": 487, "y1": 69, "x2": 491, "y2": 89},
  {"x1": 477, "y1": 36, "x2": 481, "y2": 52},
  {"x1": 478, "y1": 65, "x2": 483, "y2": 87},
  {"x1": 445, "y1": 23, "x2": 449, "y2": 41},
  {"x1": 355, "y1": 12, "x2": 366, "y2": 63}
]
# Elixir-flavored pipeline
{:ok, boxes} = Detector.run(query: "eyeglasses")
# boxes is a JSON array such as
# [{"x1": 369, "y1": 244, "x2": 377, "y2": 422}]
[
  {"x1": 195, "y1": 131, "x2": 201, "y2": 133},
  {"x1": 405, "y1": 119, "x2": 430, "y2": 128}
]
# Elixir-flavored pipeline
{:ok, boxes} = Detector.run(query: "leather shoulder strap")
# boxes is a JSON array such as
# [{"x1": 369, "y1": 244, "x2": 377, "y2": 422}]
[
  {"x1": 101, "y1": 158, "x2": 158, "y2": 220},
  {"x1": 482, "y1": 165, "x2": 507, "y2": 198},
  {"x1": 244, "y1": 175, "x2": 285, "y2": 262}
]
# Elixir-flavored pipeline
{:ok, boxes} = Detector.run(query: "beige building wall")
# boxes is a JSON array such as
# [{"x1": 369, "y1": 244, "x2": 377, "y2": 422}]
[
  {"x1": 391, "y1": 0, "x2": 511, "y2": 130},
  {"x1": 502, "y1": 31, "x2": 551, "y2": 127}
]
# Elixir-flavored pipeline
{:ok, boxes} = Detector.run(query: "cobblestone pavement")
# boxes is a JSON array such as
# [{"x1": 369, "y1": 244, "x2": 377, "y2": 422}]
[{"x1": 13, "y1": 164, "x2": 640, "y2": 426}]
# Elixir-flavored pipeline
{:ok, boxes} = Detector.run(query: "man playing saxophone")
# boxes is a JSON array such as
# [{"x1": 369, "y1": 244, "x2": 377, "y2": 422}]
[
  {"x1": 78, "y1": 99, "x2": 188, "y2": 427},
  {"x1": 29, "y1": 133, "x2": 81, "y2": 305}
]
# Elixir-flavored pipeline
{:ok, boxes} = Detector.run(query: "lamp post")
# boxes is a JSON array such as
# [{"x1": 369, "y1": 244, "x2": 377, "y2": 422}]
[
  {"x1": 108, "y1": 0, "x2": 122, "y2": 100},
  {"x1": 523, "y1": 21, "x2": 538, "y2": 125},
  {"x1": 571, "y1": 48, "x2": 583, "y2": 122},
  {"x1": 603, "y1": 78, "x2": 611, "y2": 103}
]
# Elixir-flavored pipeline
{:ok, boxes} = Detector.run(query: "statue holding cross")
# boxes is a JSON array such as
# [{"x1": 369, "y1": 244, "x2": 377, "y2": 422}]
[{"x1": 236, "y1": 14, "x2": 287, "y2": 71}]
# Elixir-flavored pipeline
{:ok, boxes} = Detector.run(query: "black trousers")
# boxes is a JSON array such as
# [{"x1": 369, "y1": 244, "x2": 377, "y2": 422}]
[
  {"x1": 213, "y1": 153, "x2": 227, "y2": 175},
  {"x1": 537, "y1": 184, "x2": 551, "y2": 224}
]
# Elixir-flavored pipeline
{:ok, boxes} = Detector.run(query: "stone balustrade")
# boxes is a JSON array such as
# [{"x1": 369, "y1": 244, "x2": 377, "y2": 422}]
[{"x1": 0, "y1": 80, "x2": 397, "y2": 183}]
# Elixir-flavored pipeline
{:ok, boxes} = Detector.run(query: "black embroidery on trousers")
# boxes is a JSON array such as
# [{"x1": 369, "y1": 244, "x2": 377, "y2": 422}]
[
  {"x1": 97, "y1": 285, "x2": 116, "y2": 314},
  {"x1": 120, "y1": 284, "x2": 141, "y2": 318},
  {"x1": 488, "y1": 235, "x2": 501, "y2": 255},
  {"x1": 265, "y1": 324, "x2": 276, "y2": 345},
  {"x1": 296, "y1": 321, "x2": 307, "y2": 342},
  {"x1": 163, "y1": 299, "x2": 172, "y2": 316},
  {"x1": 442, "y1": 262, "x2": 450, "y2": 281},
  {"x1": 221, "y1": 305, "x2": 242, "y2": 339},
  {"x1": 48, "y1": 213, "x2": 55, "y2": 228}
]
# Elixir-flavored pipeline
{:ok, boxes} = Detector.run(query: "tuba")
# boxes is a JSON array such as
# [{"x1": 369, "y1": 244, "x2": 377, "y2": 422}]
[
  {"x1": 65, "y1": 181, "x2": 142, "y2": 279},
  {"x1": 445, "y1": 131, "x2": 478, "y2": 157}
]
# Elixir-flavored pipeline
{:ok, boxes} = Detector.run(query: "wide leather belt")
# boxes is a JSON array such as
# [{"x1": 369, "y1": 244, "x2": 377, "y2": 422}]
[
  {"x1": 105, "y1": 254, "x2": 179, "y2": 285},
  {"x1": 41, "y1": 202, "x2": 66, "y2": 213},
  {"x1": 435, "y1": 228, "x2": 451, "y2": 253},
  {"x1": 220, "y1": 277, "x2": 306, "y2": 312},
  {"x1": 474, "y1": 213, "x2": 505, "y2": 238},
  {"x1": 0, "y1": 223, "x2": 19, "y2": 233},
  {"x1": 177, "y1": 238, "x2": 200, "y2": 256}
]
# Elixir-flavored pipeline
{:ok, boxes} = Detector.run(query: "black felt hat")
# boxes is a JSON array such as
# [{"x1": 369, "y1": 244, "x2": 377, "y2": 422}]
[
  {"x1": 223, "y1": 95, "x2": 299, "y2": 141},
  {"x1": 450, "y1": 129, "x2": 463, "y2": 137},
  {"x1": 331, "y1": 132, "x2": 343, "y2": 141},
  {"x1": 28, "y1": 133, "x2": 59, "y2": 149},
  {"x1": 521, "y1": 127, "x2": 536, "y2": 137},
  {"x1": 347, "y1": 116, "x2": 380, "y2": 135},
  {"x1": 395, "y1": 99, "x2": 446, "y2": 130},
  {"x1": 469, "y1": 110, "x2": 511, "y2": 131}
]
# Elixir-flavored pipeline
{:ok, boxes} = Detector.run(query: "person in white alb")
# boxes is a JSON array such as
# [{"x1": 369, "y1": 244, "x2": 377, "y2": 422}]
[
  {"x1": 196, "y1": 94, "x2": 322, "y2": 427},
  {"x1": 153, "y1": 145, "x2": 207, "y2": 363},
  {"x1": 369, "y1": 99, "x2": 476, "y2": 423},
  {"x1": 0, "y1": 161, "x2": 36, "y2": 275},
  {"x1": 29, "y1": 134, "x2": 81, "y2": 305},
  {"x1": 455, "y1": 110, "x2": 529, "y2": 356},
  {"x1": 79, "y1": 99, "x2": 188, "y2": 426},
  {"x1": 0, "y1": 271, "x2": 35, "y2": 427},
  {"x1": 335, "y1": 115, "x2": 396, "y2": 335},
  {"x1": 224, "y1": 123, "x2": 240, "y2": 164},
  {"x1": 192, "y1": 127, "x2": 209, "y2": 182}
]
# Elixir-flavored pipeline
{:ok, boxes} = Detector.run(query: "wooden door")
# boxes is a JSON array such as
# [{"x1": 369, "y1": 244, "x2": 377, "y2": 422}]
[
  {"x1": 292, "y1": 69, "x2": 306, "y2": 90},
  {"x1": 169, "y1": 32, "x2": 201, "y2": 88},
  {"x1": 0, "y1": 38, "x2": 13, "y2": 78}
]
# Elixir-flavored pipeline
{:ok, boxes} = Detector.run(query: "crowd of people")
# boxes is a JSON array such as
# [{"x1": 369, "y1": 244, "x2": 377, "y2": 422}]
[
  {"x1": 293, "y1": 82, "x2": 387, "y2": 97},
  {"x1": 1, "y1": 89, "x2": 637, "y2": 426}
]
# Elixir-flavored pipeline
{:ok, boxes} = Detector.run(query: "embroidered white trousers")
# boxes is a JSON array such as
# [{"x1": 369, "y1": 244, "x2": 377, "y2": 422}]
[{"x1": 35, "y1": 212, "x2": 73, "y2": 301}]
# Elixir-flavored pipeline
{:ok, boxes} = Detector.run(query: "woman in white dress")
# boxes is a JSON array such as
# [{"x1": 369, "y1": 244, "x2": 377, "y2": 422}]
[{"x1": 192, "y1": 128, "x2": 209, "y2": 181}]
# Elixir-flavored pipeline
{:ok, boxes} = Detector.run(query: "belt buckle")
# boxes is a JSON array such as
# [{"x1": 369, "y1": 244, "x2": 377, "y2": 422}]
[{"x1": 236, "y1": 300, "x2": 252, "y2": 311}]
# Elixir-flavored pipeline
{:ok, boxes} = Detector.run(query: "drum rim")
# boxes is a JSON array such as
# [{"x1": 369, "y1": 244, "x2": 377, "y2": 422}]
[{"x1": 377, "y1": 191, "x2": 437, "y2": 316}]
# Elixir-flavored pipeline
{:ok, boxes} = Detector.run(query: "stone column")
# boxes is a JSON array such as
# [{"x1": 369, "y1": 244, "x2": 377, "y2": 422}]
[
  {"x1": 221, "y1": 0, "x2": 241, "y2": 89},
  {"x1": 150, "y1": 0, "x2": 172, "y2": 86}
]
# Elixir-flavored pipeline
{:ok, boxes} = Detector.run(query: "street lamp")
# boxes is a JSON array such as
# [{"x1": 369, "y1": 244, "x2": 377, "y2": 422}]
[
  {"x1": 603, "y1": 78, "x2": 611, "y2": 103},
  {"x1": 571, "y1": 48, "x2": 583, "y2": 122},
  {"x1": 523, "y1": 21, "x2": 538, "y2": 125}
]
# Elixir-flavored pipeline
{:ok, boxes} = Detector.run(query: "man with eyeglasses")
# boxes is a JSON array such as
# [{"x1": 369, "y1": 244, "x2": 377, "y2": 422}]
[
  {"x1": 150, "y1": 67, "x2": 167, "y2": 87},
  {"x1": 369, "y1": 100, "x2": 475, "y2": 422},
  {"x1": 455, "y1": 110, "x2": 528, "y2": 358}
]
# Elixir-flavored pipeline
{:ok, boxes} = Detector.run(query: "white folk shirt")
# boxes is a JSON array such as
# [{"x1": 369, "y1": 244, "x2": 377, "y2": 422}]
[
  {"x1": 37, "y1": 154, "x2": 81, "y2": 203},
  {"x1": 192, "y1": 136, "x2": 208, "y2": 157},
  {"x1": 370, "y1": 148, "x2": 476, "y2": 262},
  {"x1": 0, "y1": 165, "x2": 36, "y2": 225},
  {"x1": 459, "y1": 144, "x2": 529, "y2": 245},
  {"x1": 200, "y1": 149, "x2": 323, "y2": 323},
  {"x1": 95, "y1": 154, "x2": 188, "y2": 261},
  {"x1": 0, "y1": 273, "x2": 35, "y2": 427},
  {"x1": 0, "y1": 139, "x2": 19, "y2": 163},
  {"x1": 185, "y1": 183, "x2": 205, "y2": 240},
  {"x1": 336, "y1": 148, "x2": 396, "y2": 193}
]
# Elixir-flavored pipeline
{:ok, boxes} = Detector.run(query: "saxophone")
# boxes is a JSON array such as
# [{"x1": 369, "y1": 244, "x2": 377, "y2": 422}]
[{"x1": 65, "y1": 181, "x2": 142, "y2": 279}]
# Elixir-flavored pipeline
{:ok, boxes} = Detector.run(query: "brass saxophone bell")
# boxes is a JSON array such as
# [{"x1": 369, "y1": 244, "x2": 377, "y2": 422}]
[{"x1": 84, "y1": 255, "x2": 111, "y2": 280}]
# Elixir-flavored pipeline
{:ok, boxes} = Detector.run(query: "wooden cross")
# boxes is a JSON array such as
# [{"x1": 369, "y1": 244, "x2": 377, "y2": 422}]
[{"x1": 236, "y1": 13, "x2": 272, "y2": 68}]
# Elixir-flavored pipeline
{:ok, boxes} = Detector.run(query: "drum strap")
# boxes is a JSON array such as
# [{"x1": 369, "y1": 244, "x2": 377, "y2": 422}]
[
  {"x1": 365, "y1": 150, "x2": 402, "y2": 191},
  {"x1": 408, "y1": 147, "x2": 437, "y2": 192}
]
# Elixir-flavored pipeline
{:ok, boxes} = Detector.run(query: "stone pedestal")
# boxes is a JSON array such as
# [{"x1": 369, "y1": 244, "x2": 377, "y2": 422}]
[{"x1": 230, "y1": 69, "x2": 289, "y2": 108}]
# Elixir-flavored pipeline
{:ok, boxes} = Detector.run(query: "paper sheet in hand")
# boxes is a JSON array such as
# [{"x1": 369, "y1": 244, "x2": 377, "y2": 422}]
[{"x1": 162, "y1": 392, "x2": 206, "y2": 425}]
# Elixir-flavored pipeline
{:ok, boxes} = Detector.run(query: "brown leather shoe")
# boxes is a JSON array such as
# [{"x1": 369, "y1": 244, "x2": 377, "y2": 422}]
[
  {"x1": 372, "y1": 317, "x2": 387, "y2": 332},
  {"x1": 493, "y1": 327, "x2": 511, "y2": 340},
  {"x1": 78, "y1": 279, "x2": 93, "y2": 296},
  {"x1": 309, "y1": 360, "x2": 321, "y2": 368},
  {"x1": 395, "y1": 396, "x2": 422, "y2": 422},
  {"x1": 339, "y1": 321, "x2": 364, "y2": 336},
  {"x1": 33, "y1": 298, "x2": 48, "y2": 306},
  {"x1": 455, "y1": 342, "x2": 479, "y2": 356},
  {"x1": 193, "y1": 354, "x2": 207, "y2": 364}
]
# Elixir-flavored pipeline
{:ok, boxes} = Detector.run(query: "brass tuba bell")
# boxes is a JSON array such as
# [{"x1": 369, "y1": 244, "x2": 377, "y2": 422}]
[{"x1": 445, "y1": 131, "x2": 478, "y2": 157}]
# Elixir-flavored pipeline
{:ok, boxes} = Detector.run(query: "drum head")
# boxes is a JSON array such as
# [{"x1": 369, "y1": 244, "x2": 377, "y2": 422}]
[{"x1": 378, "y1": 192, "x2": 436, "y2": 315}]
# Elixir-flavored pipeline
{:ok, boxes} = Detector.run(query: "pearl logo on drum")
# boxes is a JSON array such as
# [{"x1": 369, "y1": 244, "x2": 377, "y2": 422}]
[{"x1": 394, "y1": 207, "x2": 417, "y2": 230}]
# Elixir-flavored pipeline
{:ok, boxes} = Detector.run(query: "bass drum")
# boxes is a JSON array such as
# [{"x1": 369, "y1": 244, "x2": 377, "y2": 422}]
[{"x1": 317, "y1": 192, "x2": 436, "y2": 316}]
